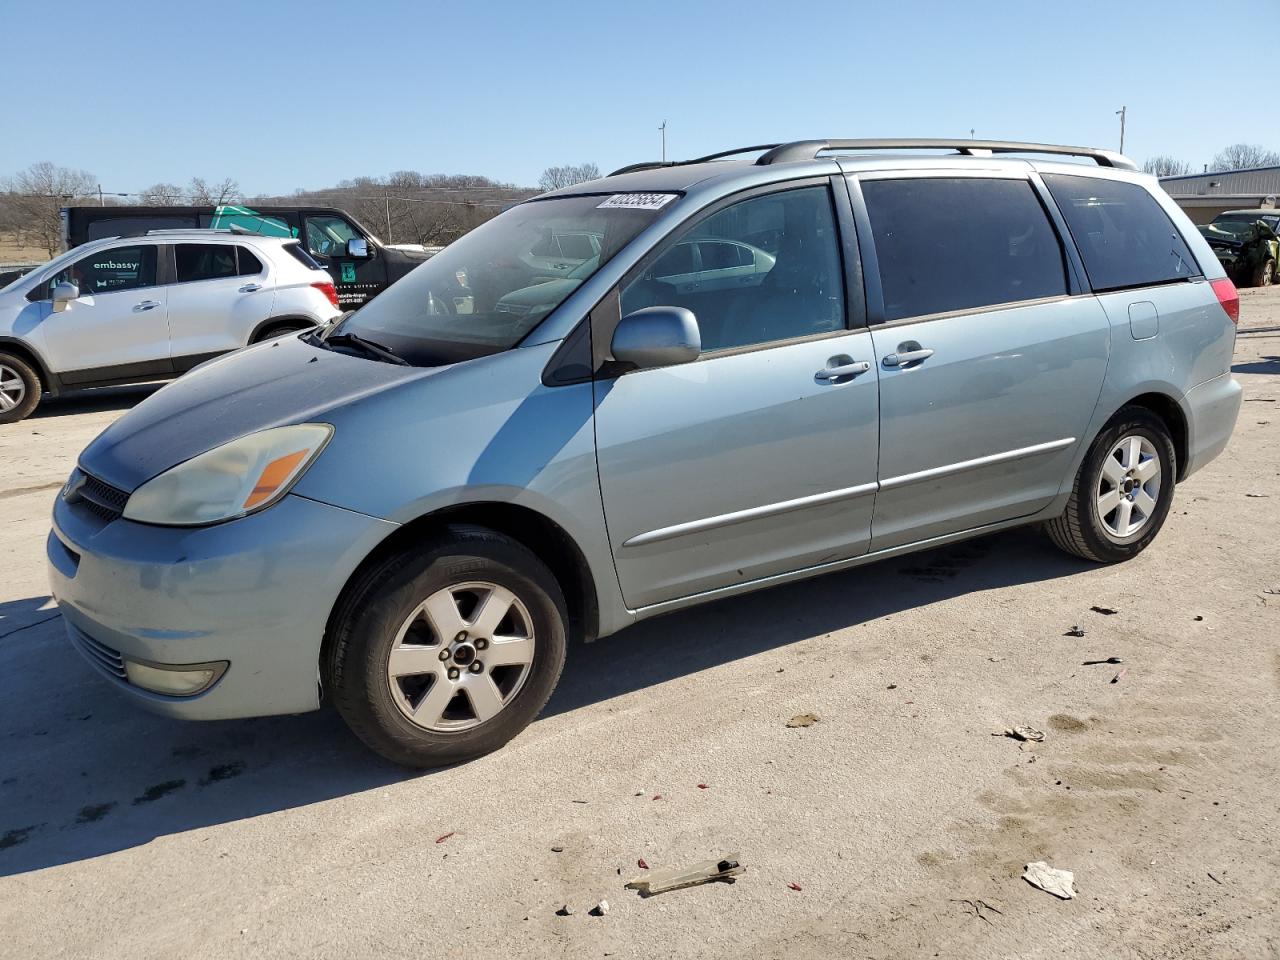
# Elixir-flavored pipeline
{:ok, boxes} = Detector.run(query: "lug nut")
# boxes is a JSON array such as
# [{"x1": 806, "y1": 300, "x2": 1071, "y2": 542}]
[
  {"x1": 448, "y1": 667, "x2": 460, "y2": 680},
  {"x1": 469, "y1": 662, "x2": 484, "y2": 674},
  {"x1": 438, "y1": 648, "x2": 451, "y2": 661},
  {"x1": 475, "y1": 638, "x2": 489, "y2": 650},
  {"x1": 455, "y1": 631, "x2": 468, "y2": 642}
]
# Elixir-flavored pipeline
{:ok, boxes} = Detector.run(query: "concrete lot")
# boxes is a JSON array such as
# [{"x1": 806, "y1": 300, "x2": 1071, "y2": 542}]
[{"x1": 1, "y1": 295, "x2": 1278, "y2": 960}]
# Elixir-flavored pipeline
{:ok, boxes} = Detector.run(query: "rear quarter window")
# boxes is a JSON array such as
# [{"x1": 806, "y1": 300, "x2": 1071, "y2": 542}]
[
  {"x1": 283, "y1": 242, "x2": 324, "y2": 271},
  {"x1": 1042, "y1": 174, "x2": 1200, "y2": 291}
]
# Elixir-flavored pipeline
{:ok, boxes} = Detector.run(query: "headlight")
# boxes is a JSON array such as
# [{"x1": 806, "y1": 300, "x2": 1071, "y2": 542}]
[{"x1": 122, "y1": 424, "x2": 333, "y2": 526}]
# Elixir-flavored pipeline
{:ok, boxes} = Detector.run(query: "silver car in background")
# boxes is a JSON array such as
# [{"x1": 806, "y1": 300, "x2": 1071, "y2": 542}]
[{"x1": 48, "y1": 139, "x2": 1242, "y2": 767}]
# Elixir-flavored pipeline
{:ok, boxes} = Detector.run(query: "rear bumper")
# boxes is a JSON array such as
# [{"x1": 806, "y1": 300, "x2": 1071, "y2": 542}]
[
  {"x1": 1183, "y1": 373, "x2": 1243, "y2": 479},
  {"x1": 48, "y1": 492, "x2": 396, "y2": 720}
]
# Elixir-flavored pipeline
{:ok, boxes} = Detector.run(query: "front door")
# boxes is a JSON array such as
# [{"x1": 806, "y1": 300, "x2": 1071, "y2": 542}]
[
  {"x1": 855, "y1": 174, "x2": 1110, "y2": 550},
  {"x1": 34, "y1": 242, "x2": 172, "y2": 383},
  {"x1": 593, "y1": 182, "x2": 880, "y2": 609},
  {"x1": 303, "y1": 213, "x2": 387, "y2": 308}
]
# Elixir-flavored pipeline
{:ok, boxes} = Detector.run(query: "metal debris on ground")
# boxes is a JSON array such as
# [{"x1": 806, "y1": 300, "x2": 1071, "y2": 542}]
[
  {"x1": 551, "y1": 846, "x2": 564, "y2": 853},
  {"x1": 997, "y1": 726, "x2": 1045, "y2": 743},
  {"x1": 555, "y1": 905, "x2": 574, "y2": 917},
  {"x1": 786, "y1": 713, "x2": 820, "y2": 728},
  {"x1": 625, "y1": 854, "x2": 744, "y2": 896},
  {"x1": 637, "y1": 858, "x2": 649, "y2": 870},
  {"x1": 1111, "y1": 668, "x2": 1128, "y2": 684},
  {"x1": 1090, "y1": 606, "x2": 1119, "y2": 615},
  {"x1": 1022, "y1": 861, "x2": 1076, "y2": 899},
  {"x1": 787, "y1": 881, "x2": 802, "y2": 892},
  {"x1": 1064, "y1": 625, "x2": 1086, "y2": 637},
  {"x1": 589, "y1": 900, "x2": 610, "y2": 917},
  {"x1": 435, "y1": 831, "x2": 455, "y2": 844},
  {"x1": 1082, "y1": 656, "x2": 1123, "y2": 665}
]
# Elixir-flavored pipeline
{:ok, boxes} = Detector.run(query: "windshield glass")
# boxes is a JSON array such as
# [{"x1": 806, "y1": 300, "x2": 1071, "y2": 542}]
[
  {"x1": 332, "y1": 195, "x2": 671, "y2": 366},
  {"x1": 1207, "y1": 215, "x2": 1273, "y2": 238}
]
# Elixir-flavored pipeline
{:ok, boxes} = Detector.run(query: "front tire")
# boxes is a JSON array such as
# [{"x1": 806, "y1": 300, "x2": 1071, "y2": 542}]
[
  {"x1": 1045, "y1": 407, "x2": 1176, "y2": 563},
  {"x1": 324, "y1": 526, "x2": 568, "y2": 768},
  {"x1": 0, "y1": 352, "x2": 41, "y2": 424}
]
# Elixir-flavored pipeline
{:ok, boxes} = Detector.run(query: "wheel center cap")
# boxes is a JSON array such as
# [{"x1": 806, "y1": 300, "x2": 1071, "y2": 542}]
[
  {"x1": 1122, "y1": 478, "x2": 1135, "y2": 494},
  {"x1": 451, "y1": 643, "x2": 477, "y2": 667}
]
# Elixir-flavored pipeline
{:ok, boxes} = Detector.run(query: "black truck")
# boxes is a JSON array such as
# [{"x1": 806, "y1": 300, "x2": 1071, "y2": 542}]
[{"x1": 59, "y1": 204, "x2": 432, "y2": 307}]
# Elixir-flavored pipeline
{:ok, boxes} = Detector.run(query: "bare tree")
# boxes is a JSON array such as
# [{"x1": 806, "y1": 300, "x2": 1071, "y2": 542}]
[
  {"x1": 188, "y1": 176, "x2": 241, "y2": 205},
  {"x1": 1210, "y1": 144, "x2": 1280, "y2": 172},
  {"x1": 538, "y1": 163, "x2": 601, "y2": 192},
  {"x1": 1142, "y1": 155, "x2": 1193, "y2": 178},
  {"x1": 136, "y1": 182, "x2": 184, "y2": 205},
  {"x1": 0, "y1": 161, "x2": 97, "y2": 256}
]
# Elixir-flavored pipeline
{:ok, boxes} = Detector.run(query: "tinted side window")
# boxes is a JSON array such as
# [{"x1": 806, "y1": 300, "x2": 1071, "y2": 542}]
[
  {"x1": 621, "y1": 185, "x2": 844, "y2": 352},
  {"x1": 283, "y1": 242, "x2": 323, "y2": 271},
  {"x1": 237, "y1": 247, "x2": 264, "y2": 276},
  {"x1": 305, "y1": 215, "x2": 361, "y2": 258},
  {"x1": 54, "y1": 245, "x2": 158, "y2": 294},
  {"x1": 1042, "y1": 174, "x2": 1200, "y2": 291},
  {"x1": 85, "y1": 216, "x2": 195, "y2": 241},
  {"x1": 175, "y1": 244, "x2": 238, "y2": 283},
  {"x1": 653, "y1": 242, "x2": 695, "y2": 277},
  {"x1": 862, "y1": 178, "x2": 1067, "y2": 322}
]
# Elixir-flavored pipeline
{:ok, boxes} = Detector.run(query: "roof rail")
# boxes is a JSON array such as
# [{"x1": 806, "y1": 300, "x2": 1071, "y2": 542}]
[
  {"x1": 756, "y1": 139, "x2": 1138, "y2": 170},
  {"x1": 608, "y1": 144, "x2": 781, "y2": 177}
]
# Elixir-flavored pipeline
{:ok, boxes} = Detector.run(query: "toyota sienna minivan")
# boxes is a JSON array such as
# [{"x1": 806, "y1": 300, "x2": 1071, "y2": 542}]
[{"x1": 48, "y1": 139, "x2": 1243, "y2": 767}]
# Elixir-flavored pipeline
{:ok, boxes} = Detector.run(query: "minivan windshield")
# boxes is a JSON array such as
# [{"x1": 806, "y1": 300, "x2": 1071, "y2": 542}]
[{"x1": 329, "y1": 195, "x2": 673, "y2": 366}]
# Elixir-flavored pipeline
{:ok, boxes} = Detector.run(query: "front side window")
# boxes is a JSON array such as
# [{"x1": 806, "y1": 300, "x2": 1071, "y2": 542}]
[
  {"x1": 305, "y1": 215, "x2": 362, "y2": 258},
  {"x1": 620, "y1": 185, "x2": 845, "y2": 352},
  {"x1": 1043, "y1": 174, "x2": 1199, "y2": 291},
  {"x1": 332, "y1": 195, "x2": 668, "y2": 366},
  {"x1": 52, "y1": 245, "x2": 158, "y2": 295},
  {"x1": 175, "y1": 244, "x2": 238, "y2": 283},
  {"x1": 862, "y1": 177, "x2": 1067, "y2": 322}
]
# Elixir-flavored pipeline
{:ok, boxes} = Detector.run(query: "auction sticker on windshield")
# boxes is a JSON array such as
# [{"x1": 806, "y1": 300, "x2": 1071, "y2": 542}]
[{"x1": 597, "y1": 193, "x2": 678, "y2": 210}]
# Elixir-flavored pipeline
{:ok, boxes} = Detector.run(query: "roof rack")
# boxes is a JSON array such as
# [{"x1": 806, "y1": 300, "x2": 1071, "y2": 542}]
[
  {"x1": 756, "y1": 139, "x2": 1137, "y2": 170},
  {"x1": 609, "y1": 144, "x2": 781, "y2": 177}
]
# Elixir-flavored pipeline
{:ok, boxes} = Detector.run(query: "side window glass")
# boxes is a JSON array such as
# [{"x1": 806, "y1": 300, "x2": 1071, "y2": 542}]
[
  {"x1": 175, "y1": 244, "x2": 238, "y2": 283},
  {"x1": 54, "y1": 245, "x2": 158, "y2": 295},
  {"x1": 305, "y1": 215, "x2": 361, "y2": 258},
  {"x1": 237, "y1": 247, "x2": 264, "y2": 276},
  {"x1": 620, "y1": 185, "x2": 845, "y2": 352},
  {"x1": 1042, "y1": 174, "x2": 1199, "y2": 290},
  {"x1": 862, "y1": 178, "x2": 1067, "y2": 321}
]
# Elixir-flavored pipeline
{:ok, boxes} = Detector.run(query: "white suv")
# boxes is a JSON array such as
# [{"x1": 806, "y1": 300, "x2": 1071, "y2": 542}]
[{"x1": 0, "y1": 230, "x2": 342, "y2": 422}]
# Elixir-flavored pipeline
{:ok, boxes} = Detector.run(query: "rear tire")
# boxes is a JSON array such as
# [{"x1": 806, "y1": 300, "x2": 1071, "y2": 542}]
[
  {"x1": 324, "y1": 526, "x2": 568, "y2": 768},
  {"x1": 251, "y1": 322, "x2": 314, "y2": 344},
  {"x1": 0, "y1": 352, "x2": 41, "y2": 424},
  {"x1": 1253, "y1": 258, "x2": 1275, "y2": 288},
  {"x1": 1045, "y1": 407, "x2": 1176, "y2": 563}
]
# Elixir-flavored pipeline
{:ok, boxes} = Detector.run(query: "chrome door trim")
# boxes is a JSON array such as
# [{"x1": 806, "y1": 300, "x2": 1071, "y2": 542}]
[
  {"x1": 878, "y1": 437, "x2": 1076, "y2": 491},
  {"x1": 622, "y1": 480, "x2": 879, "y2": 548}
]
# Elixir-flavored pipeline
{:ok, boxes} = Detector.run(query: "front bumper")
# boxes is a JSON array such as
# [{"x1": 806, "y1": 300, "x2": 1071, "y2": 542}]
[{"x1": 48, "y1": 491, "x2": 396, "y2": 720}]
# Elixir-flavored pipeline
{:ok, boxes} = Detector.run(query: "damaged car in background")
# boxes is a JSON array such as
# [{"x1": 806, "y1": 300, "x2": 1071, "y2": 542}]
[{"x1": 1198, "y1": 208, "x2": 1279, "y2": 287}]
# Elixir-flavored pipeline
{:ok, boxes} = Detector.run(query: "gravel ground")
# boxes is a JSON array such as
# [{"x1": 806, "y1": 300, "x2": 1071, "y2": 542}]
[{"x1": 1, "y1": 292, "x2": 1277, "y2": 960}]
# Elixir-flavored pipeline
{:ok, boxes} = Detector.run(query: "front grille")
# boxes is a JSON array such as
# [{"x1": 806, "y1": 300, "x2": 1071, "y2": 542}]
[
  {"x1": 67, "y1": 470, "x2": 129, "y2": 523},
  {"x1": 66, "y1": 622, "x2": 128, "y2": 681}
]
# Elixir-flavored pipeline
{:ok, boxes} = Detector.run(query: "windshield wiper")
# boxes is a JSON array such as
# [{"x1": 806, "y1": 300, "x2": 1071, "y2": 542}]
[{"x1": 321, "y1": 331, "x2": 410, "y2": 366}]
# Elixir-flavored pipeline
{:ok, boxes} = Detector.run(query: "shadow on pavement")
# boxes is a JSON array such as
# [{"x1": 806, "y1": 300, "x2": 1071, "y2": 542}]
[
  {"x1": 0, "y1": 527, "x2": 1088, "y2": 877},
  {"x1": 1231, "y1": 355, "x2": 1280, "y2": 376},
  {"x1": 30, "y1": 383, "x2": 162, "y2": 420}
]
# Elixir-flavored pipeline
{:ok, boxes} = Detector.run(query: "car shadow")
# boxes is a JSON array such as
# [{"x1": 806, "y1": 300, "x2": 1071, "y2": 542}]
[
  {"x1": 31, "y1": 383, "x2": 162, "y2": 420},
  {"x1": 1231, "y1": 355, "x2": 1280, "y2": 376},
  {"x1": 0, "y1": 526, "x2": 1089, "y2": 877}
]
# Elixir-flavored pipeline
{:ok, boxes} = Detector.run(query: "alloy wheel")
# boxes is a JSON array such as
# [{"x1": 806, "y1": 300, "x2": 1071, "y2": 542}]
[
  {"x1": 1095, "y1": 434, "x2": 1162, "y2": 539},
  {"x1": 386, "y1": 581, "x2": 536, "y2": 732},
  {"x1": 0, "y1": 363, "x2": 26, "y2": 414}
]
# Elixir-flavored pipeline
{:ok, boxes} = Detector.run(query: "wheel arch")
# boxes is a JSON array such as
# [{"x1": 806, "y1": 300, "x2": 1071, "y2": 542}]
[
  {"x1": 1110, "y1": 390, "x2": 1189, "y2": 481},
  {"x1": 0, "y1": 337, "x2": 55, "y2": 395},
  {"x1": 248, "y1": 316, "x2": 320, "y2": 344},
  {"x1": 325, "y1": 500, "x2": 601, "y2": 659}
]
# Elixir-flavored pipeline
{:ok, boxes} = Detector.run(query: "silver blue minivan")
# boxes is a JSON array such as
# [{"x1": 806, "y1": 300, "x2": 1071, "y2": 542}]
[{"x1": 48, "y1": 140, "x2": 1243, "y2": 766}]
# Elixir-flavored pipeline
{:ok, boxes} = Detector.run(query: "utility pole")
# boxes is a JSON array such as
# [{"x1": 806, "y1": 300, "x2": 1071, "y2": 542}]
[
  {"x1": 97, "y1": 184, "x2": 104, "y2": 207},
  {"x1": 970, "y1": 128, "x2": 975, "y2": 140},
  {"x1": 384, "y1": 189, "x2": 392, "y2": 243},
  {"x1": 1116, "y1": 106, "x2": 1126, "y2": 154},
  {"x1": 659, "y1": 120, "x2": 667, "y2": 163}
]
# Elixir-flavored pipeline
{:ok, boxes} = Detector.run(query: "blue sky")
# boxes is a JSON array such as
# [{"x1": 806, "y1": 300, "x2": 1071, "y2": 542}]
[{"x1": 1, "y1": 0, "x2": 1271, "y2": 194}]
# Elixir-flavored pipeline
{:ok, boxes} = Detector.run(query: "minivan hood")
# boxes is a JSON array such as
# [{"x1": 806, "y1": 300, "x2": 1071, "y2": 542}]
[{"x1": 79, "y1": 336, "x2": 434, "y2": 492}]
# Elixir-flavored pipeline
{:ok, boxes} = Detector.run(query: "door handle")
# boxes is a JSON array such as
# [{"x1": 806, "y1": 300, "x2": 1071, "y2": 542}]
[
  {"x1": 882, "y1": 346, "x2": 934, "y2": 368},
  {"x1": 815, "y1": 360, "x2": 871, "y2": 381},
  {"x1": 133, "y1": 300, "x2": 161, "y2": 312},
  {"x1": 239, "y1": 283, "x2": 263, "y2": 293}
]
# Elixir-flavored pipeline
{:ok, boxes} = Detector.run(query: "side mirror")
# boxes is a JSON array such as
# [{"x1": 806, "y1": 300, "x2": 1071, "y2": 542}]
[
  {"x1": 52, "y1": 281, "x2": 80, "y2": 313},
  {"x1": 347, "y1": 237, "x2": 370, "y2": 258},
  {"x1": 611, "y1": 306, "x2": 700, "y2": 370}
]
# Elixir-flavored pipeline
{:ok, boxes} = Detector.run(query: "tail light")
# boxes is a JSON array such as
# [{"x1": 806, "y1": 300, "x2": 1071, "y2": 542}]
[
  {"x1": 1210, "y1": 277, "x2": 1239, "y2": 324},
  {"x1": 312, "y1": 281, "x2": 340, "y2": 309}
]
